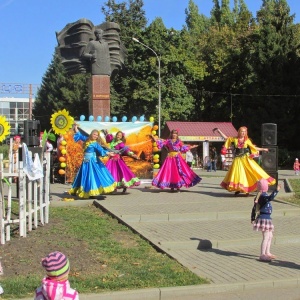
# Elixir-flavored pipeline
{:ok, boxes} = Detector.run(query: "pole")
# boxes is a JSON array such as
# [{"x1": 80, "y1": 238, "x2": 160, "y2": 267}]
[
  {"x1": 132, "y1": 38, "x2": 161, "y2": 137},
  {"x1": 29, "y1": 84, "x2": 32, "y2": 120}
]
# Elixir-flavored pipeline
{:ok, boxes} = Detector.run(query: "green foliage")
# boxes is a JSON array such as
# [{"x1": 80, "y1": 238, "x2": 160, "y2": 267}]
[
  {"x1": 0, "y1": 144, "x2": 9, "y2": 160},
  {"x1": 34, "y1": 0, "x2": 300, "y2": 151},
  {"x1": 286, "y1": 179, "x2": 300, "y2": 203},
  {"x1": 33, "y1": 55, "x2": 89, "y2": 131}
]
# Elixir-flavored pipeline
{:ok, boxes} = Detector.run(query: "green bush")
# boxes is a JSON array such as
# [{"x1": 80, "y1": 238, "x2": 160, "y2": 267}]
[
  {"x1": 278, "y1": 148, "x2": 300, "y2": 169},
  {"x1": 0, "y1": 144, "x2": 9, "y2": 160}
]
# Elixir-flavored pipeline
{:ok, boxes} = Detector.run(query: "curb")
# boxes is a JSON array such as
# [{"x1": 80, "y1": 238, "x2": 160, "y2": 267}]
[{"x1": 22, "y1": 278, "x2": 300, "y2": 300}]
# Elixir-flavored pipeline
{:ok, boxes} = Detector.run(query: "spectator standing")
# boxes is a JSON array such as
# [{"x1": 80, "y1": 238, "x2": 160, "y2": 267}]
[
  {"x1": 12, "y1": 135, "x2": 22, "y2": 182},
  {"x1": 293, "y1": 158, "x2": 300, "y2": 175},
  {"x1": 252, "y1": 179, "x2": 281, "y2": 262},
  {"x1": 210, "y1": 147, "x2": 218, "y2": 172},
  {"x1": 185, "y1": 149, "x2": 194, "y2": 167}
]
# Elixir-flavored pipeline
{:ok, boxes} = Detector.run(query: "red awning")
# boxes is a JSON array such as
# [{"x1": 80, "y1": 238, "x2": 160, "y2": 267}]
[{"x1": 163, "y1": 121, "x2": 237, "y2": 142}]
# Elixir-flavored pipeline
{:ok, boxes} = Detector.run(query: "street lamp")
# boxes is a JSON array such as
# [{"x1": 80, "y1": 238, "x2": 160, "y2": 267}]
[{"x1": 132, "y1": 37, "x2": 161, "y2": 137}]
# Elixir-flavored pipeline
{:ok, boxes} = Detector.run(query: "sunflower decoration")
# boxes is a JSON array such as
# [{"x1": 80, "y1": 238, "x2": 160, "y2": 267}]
[
  {"x1": 50, "y1": 109, "x2": 74, "y2": 135},
  {"x1": 0, "y1": 115, "x2": 11, "y2": 143}
]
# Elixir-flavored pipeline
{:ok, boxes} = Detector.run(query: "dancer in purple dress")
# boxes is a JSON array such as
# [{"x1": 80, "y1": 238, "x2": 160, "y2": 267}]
[
  {"x1": 105, "y1": 131, "x2": 140, "y2": 193},
  {"x1": 152, "y1": 129, "x2": 201, "y2": 192}
]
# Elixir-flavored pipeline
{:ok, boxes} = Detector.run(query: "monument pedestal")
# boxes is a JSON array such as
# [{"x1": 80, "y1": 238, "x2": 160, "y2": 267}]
[{"x1": 88, "y1": 75, "x2": 110, "y2": 119}]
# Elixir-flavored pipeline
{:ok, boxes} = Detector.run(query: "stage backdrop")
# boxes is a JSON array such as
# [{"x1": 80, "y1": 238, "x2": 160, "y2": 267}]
[{"x1": 61, "y1": 121, "x2": 154, "y2": 182}]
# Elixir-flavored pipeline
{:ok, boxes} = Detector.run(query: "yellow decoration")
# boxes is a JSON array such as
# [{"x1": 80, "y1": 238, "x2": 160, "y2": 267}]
[
  {"x1": 0, "y1": 115, "x2": 11, "y2": 143},
  {"x1": 152, "y1": 130, "x2": 156, "y2": 135},
  {"x1": 153, "y1": 164, "x2": 160, "y2": 169},
  {"x1": 149, "y1": 117, "x2": 154, "y2": 122},
  {"x1": 50, "y1": 109, "x2": 74, "y2": 135},
  {"x1": 153, "y1": 142, "x2": 157, "y2": 147},
  {"x1": 62, "y1": 198, "x2": 74, "y2": 202},
  {"x1": 61, "y1": 140, "x2": 67, "y2": 146},
  {"x1": 61, "y1": 149, "x2": 67, "y2": 155},
  {"x1": 84, "y1": 140, "x2": 97, "y2": 150},
  {"x1": 153, "y1": 154, "x2": 159, "y2": 159},
  {"x1": 58, "y1": 169, "x2": 65, "y2": 175},
  {"x1": 60, "y1": 162, "x2": 66, "y2": 168}
]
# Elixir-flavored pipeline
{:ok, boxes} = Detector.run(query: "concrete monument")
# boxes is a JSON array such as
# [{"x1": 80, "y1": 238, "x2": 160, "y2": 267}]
[{"x1": 56, "y1": 19, "x2": 126, "y2": 118}]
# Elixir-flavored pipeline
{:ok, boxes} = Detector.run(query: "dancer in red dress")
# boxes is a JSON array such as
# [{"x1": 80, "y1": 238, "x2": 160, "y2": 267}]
[{"x1": 105, "y1": 131, "x2": 140, "y2": 193}]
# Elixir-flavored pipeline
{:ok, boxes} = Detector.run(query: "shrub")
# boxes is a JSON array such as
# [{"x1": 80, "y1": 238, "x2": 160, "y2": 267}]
[{"x1": 0, "y1": 144, "x2": 9, "y2": 160}]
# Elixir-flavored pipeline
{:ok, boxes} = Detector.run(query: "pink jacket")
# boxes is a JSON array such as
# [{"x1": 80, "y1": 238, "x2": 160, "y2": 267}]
[{"x1": 35, "y1": 278, "x2": 79, "y2": 300}]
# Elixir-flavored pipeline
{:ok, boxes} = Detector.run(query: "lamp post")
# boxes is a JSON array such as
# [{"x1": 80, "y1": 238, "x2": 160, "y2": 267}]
[{"x1": 132, "y1": 37, "x2": 161, "y2": 137}]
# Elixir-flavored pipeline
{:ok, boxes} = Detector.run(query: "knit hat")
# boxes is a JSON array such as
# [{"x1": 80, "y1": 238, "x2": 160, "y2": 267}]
[
  {"x1": 42, "y1": 251, "x2": 70, "y2": 280},
  {"x1": 257, "y1": 179, "x2": 269, "y2": 193}
]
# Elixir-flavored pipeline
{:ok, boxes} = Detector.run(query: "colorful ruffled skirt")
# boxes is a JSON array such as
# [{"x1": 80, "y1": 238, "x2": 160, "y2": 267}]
[
  {"x1": 69, "y1": 153, "x2": 116, "y2": 198},
  {"x1": 105, "y1": 155, "x2": 140, "y2": 189},
  {"x1": 220, "y1": 154, "x2": 275, "y2": 193},
  {"x1": 152, "y1": 153, "x2": 202, "y2": 189},
  {"x1": 253, "y1": 217, "x2": 274, "y2": 232}
]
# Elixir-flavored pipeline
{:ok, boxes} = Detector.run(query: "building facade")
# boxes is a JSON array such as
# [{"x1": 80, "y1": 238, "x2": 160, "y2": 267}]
[{"x1": 0, "y1": 97, "x2": 35, "y2": 137}]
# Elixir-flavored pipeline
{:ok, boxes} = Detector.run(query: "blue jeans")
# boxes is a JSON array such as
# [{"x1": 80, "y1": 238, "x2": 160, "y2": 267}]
[{"x1": 210, "y1": 160, "x2": 216, "y2": 171}]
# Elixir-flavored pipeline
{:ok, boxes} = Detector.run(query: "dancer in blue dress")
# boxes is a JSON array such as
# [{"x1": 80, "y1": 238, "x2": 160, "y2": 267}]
[{"x1": 69, "y1": 125, "x2": 116, "y2": 198}]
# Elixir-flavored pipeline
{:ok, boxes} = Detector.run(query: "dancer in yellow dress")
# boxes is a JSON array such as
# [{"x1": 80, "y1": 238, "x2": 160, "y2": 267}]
[{"x1": 216, "y1": 127, "x2": 276, "y2": 195}]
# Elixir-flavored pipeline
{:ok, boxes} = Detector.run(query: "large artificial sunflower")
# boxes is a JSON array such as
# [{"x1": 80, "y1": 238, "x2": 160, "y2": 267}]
[
  {"x1": 0, "y1": 115, "x2": 11, "y2": 143},
  {"x1": 50, "y1": 109, "x2": 74, "y2": 135}
]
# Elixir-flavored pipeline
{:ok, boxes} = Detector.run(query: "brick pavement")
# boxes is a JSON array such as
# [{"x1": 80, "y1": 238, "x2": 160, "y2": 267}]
[{"x1": 47, "y1": 169, "x2": 300, "y2": 299}]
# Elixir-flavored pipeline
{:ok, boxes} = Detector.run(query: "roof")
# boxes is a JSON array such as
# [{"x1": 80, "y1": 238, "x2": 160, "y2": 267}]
[{"x1": 163, "y1": 121, "x2": 237, "y2": 141}]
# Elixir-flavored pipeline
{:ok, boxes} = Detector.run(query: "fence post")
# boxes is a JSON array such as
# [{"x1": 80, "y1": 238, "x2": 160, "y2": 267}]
[
  {"x1": 44, "y1": 152, "x2": 51, "y2": 224},
  {"x1": 27, "y1": 177, "x2": 33, "y2": 232},
  {"x1": 19, "y1": 161, "x2": 26, "y2": 237},
  {"x1": 0, "y1": 153, "x2": 5, "y2": 245}
]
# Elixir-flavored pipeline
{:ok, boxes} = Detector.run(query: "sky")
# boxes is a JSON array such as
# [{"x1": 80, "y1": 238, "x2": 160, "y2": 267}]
[{"x1": 0, "y1": 0, "x2": 299, "y2": 93}]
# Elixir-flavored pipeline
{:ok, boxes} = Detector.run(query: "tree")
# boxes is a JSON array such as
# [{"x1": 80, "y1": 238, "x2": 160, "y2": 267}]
[
  {"x1": 242, "y1": 0, "x2": 300, "y2": 148},
  {"x1": 33, "y1": 54, "x2": 89, "y2": 130},
  {"x1": 101, "y1": 0, "x2": 150, "y2": 119}
]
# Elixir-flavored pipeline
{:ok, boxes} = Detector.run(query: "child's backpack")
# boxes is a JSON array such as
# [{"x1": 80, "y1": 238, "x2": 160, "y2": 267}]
[{"x1": 251, "y1": 192, "x2": 261, "y2": 222}]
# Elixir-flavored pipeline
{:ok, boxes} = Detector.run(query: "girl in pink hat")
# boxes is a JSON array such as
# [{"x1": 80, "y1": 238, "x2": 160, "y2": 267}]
[
  {"x1": 35, "y1": 251, "x2": 78, "y2": 300},
  {"x1": 252, "y1": 179, "x2": 281, "y2": 262}
]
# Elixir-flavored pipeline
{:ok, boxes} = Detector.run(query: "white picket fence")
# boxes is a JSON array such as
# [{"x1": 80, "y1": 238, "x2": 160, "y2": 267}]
[{"x1": 0, "y1": 143, "x2": 51, "y2": 245}]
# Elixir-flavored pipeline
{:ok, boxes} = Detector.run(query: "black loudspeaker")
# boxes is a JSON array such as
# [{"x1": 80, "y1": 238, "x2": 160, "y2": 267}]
[
  {"x1": 18, "y1": 147, "x2": 43, "y2": 162},
  {"x1": 261, "y1": 123, "x2": 277, "y2": 146},
  {"x1": 261, "y1": 146, "x2": 278, "y2": 172},
  {"x1": 266, "y1": 171, "x2": 278, "y2": 191},
  {"x1": 23, "y1": 120, "x2": 41, "y2": 146}
]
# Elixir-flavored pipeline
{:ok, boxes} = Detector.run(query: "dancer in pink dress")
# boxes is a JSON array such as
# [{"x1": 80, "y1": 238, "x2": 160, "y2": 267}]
[
  {"x1": 152, "y1": 129, "x2": 201, "y2": 192},
  {"x1": 105, "y1": 131, "x2": 140, "y2": 193}
]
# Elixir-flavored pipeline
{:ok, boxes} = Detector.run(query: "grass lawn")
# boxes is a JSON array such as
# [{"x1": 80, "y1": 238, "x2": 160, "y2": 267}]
[
  {"x1": 0, "y1": 204, "x2": 208, "y2": 299},
  {"x1": 286, "y1": 178, "x2": 300, "y2": 205}
]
